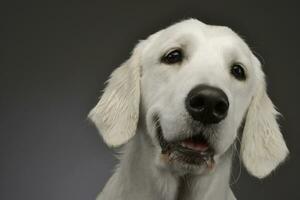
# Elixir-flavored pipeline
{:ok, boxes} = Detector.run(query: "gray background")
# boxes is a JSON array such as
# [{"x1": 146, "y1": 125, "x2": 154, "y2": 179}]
[{"x1": 1, "y1": 0, "x2": 299, "y2": 199}]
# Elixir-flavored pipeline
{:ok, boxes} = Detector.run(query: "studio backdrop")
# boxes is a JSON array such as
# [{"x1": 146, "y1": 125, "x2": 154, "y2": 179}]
[{"x1": 1, "y1": 0, "x2": 299, "y2": 200}]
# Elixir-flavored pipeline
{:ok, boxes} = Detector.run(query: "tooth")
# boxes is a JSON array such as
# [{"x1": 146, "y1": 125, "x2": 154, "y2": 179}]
[{"x1": 180, "y1": 142, "x2": 187, "y2": 148}]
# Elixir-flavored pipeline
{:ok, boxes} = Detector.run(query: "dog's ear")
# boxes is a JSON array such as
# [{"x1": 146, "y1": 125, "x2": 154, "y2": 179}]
[
  {"x1": 241, "y1": 70, "x2": 289, "y2": 178},
  {"x1": 88, "y1": 42, "x2": 144, "y2": 147}
]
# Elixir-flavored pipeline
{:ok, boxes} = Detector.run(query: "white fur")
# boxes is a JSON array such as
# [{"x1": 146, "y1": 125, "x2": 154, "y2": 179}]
[
  {"x1": 88, "y1": 43, "x2": 144, "y2": 147},
  {"x1": 89, "y1": 19, "x2": 289, "y2": 200},
  {"x1": 240, "y1": 68, "x2": 289, "y2": 178}
]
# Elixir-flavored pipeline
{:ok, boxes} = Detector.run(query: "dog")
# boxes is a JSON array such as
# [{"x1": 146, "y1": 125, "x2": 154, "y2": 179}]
[{"x1": 89, "y1": 19, "x2": 289, "y2": 200}]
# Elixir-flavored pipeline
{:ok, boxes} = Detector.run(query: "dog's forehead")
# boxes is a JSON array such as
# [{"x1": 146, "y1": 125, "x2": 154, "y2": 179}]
[{"x1": 144, "y1": 19, "x2": 250, "y2": 54}]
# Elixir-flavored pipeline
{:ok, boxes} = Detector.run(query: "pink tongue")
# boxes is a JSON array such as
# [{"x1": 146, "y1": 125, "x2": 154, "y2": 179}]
[{"x1": 182, "y1": 139, "x2": 209, "y2": 152}]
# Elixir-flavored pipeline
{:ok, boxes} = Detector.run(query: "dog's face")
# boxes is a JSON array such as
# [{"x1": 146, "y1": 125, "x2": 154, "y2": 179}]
[
  {"x1": 89, "y1": 19, "x2": 288, "y2": 178},
  {"x1": 141, "y1": 20, "x2": 257, "y2": 174}
]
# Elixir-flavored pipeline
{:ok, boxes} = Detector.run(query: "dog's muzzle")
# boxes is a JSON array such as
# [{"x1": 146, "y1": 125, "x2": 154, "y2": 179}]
[{"x1": 153, "y1": 85, "x2": 228, "y2": 168}]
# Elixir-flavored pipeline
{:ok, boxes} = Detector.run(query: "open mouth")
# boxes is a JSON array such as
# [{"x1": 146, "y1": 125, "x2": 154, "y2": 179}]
[{"x1": 155, "y1": 117, "x2": 215, "y2": 168}]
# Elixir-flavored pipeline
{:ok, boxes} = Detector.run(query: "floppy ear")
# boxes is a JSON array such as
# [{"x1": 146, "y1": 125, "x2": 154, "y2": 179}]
[
  {"x1": 240, "y1": 75, "x2": 289, "y2": 178},
  {"x1": 88, "y1": 43, "x2": 143, "y2": 147}
]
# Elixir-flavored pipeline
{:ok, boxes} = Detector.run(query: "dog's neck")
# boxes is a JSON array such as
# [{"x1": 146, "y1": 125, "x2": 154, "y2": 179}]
[{"x1": 97, "y1": 129, "x2": 235, "y2": 200}]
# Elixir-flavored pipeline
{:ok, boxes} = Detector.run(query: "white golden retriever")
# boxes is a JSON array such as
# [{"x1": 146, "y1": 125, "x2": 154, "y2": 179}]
[{"x1": 89, "y1": 19, "x2": 289, "y2": 200}]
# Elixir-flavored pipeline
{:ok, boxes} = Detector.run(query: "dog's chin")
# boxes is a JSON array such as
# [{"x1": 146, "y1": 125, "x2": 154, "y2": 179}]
[{"x1": 155, "y1": 118, "x2": 215, "y2": 174}]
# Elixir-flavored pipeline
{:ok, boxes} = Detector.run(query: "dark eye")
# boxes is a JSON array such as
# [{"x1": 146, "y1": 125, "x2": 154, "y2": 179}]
[
  {"x1": 231, "y1": 64, "x2": 246, "y2": 80},
  {"x1": 161, "y1": 49, "x2": 183, "y2": 64}
]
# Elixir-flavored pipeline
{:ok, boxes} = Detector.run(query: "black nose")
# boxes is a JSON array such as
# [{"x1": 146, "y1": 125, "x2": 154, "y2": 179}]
[{"x1": 185, "y1": 85, "x2": 229, "y2": 124}]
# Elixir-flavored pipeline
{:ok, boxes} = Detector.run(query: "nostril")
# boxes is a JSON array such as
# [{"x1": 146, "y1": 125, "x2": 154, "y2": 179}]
[
  {"x1": 213, "y1": 100, "x2": 228, "y2": 116},
  {"x1": 189, "y1": 95, "x2": 205, "y2": 111}
]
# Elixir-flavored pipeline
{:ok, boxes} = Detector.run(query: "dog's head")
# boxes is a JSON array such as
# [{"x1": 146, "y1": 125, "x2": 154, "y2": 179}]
[{"x1": 89, "y1": 19, "x2": 288, "y2": 178}]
